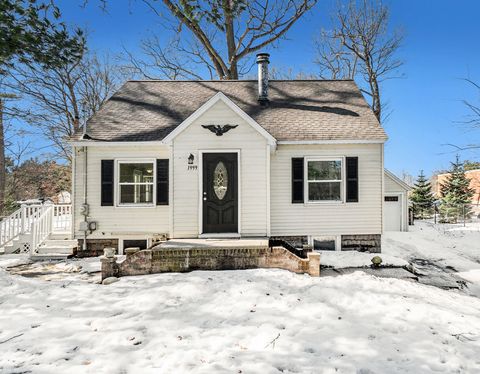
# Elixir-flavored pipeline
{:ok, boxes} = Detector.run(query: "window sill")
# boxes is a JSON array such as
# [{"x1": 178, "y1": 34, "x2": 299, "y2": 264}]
[
  {"x1": 116, "y1": 203, "x2": 157, "y2": 208},
  {"x1": 304, "y1": 200, "x2": 344, "y2": 206}
]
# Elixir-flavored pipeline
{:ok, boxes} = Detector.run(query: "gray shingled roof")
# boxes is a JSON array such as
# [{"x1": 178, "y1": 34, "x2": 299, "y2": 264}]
[{"x1": 74, "y1": 80, "x2": 387, "y2": 142}]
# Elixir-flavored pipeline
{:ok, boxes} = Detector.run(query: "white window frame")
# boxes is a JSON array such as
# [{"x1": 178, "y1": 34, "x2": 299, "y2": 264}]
[
  {"x1": 304, "y1": 157, "x2": 344, "y2": 204},
  {"x1": 118, "y1": 237, "x2": 153, "y2": 255},
  {"x1": 116, "y1": 159, "x2": 156, "y2": 207}
]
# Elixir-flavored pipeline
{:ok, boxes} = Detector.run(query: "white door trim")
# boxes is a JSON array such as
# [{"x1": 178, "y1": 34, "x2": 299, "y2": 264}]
[{"x1": 198, "y1": 149, "x2": 242, "y2": 236}]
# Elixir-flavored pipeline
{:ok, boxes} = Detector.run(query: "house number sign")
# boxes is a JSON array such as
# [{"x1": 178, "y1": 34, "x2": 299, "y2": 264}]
[{"x1": 187, "y1": 153, "x2": 197, "y2": 170}]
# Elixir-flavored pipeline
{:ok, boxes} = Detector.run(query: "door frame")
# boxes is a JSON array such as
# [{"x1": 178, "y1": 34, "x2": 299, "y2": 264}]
[{"x1": 198, "y1": 149, "x2": 241, "y2": 236}]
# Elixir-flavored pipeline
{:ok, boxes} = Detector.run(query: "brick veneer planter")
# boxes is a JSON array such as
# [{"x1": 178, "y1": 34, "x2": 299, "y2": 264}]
[{"x1": 101, "y1": 246, "x2": 320, "y2": 280}]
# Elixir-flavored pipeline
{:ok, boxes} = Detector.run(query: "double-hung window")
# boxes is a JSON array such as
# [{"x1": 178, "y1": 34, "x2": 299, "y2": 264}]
[
  {"x1": 118, "y1": 161, "x2": 155, "y2": 205},
  {"x1": 307, "y1": 159, "x2": 343, "y2": 202}
]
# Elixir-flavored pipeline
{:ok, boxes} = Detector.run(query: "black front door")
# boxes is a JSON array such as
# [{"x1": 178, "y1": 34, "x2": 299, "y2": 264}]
[{"x1": 203, "y1": 153, "x2": 238, "y2": 233}]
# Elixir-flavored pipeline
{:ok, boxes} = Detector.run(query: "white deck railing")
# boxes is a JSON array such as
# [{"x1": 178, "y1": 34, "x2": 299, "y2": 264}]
[
  {"x1": 52, "y1": 204, "x2": 72, "y2": 233},
  {"x1": 0, "y1": 207, "x2": 24, "y2": 248},
  {"x1": 31, "y1": 205, "x2": 54, "y2": 252},
  {"x1": 0, "y1": 203, "x2": 72, "y2": 252}
]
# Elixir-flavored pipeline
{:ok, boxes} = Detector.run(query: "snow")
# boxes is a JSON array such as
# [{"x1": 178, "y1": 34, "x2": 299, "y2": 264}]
[
  {"x1": 0, "y1": 254, "x2": 32, "y2": 269},
  {"x1": 319, "y1": 251, "x2": 408, "y2": 268},
  {"x1": 383, "y1": 221, "x2": 480, "y2": 273},
  {"x1": 0, "y1": 221, "x2": 479, "y2": 372},
  {"x1": 1, "y1": 260, "x2": 480, "y2": 372},
  {"x1": 383, "y1": 220, "x2": 480, "y2": 297}
]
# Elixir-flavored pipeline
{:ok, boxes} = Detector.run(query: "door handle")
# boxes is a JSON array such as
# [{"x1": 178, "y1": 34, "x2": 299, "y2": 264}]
[{"x1": 203, "y1": 197, "x2": 207, "y2": 201}]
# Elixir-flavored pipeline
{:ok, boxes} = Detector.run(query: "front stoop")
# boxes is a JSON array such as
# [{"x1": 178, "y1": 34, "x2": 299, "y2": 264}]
[
  {"x1": 30, "y1": 239, "x2": 77, "y2": 261},
  {"x1": 101, "y1": 245, "x2": 321, "y2": 280}
]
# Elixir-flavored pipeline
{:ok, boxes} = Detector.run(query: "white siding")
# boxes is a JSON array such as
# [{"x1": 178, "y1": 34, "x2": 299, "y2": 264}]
[
  {"x1": 172, "y1": 100, "x2": 269, "y2": 237},
  {"x1": 270, "y1": 144, "x2": 383, "y2": 236},
  {"x1": 73, "y1": 145, "x2": 170, "y2": 239},
  {"x1": 385, "y1": 173, "x2": 406, "y2": 193}
]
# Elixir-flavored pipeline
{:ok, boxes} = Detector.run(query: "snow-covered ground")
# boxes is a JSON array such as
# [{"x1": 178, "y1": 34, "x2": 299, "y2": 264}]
[
  {"x1": 0, "y1": 222, "x2": 480, "y2": 373},
  {"x1": 383, "y1": 221, "x2": 480, "y2": 296},
  {"x1": 0, "y1": 265, "x2": 479, "y2": 372},
  {"x1": 319, "y1": 250, "x2": 408, "y2": 268},
  {"x1": 383, "y1": 221, "x2": 480, "y2": 272}
]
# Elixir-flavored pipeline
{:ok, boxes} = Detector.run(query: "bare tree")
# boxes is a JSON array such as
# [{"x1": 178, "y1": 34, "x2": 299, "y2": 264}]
[
  {"x1": 5, "y1": 53, "x2": 124, "y2": 160},
  {"x1": 314, "y1": 0, "x2": 403, "y2": 122},
  {"x1": 461, "y1": 79, "x2": 480, "y2": 130},
  {"x1": 446, "y1": 79, "x2": 480, "y2": 151},
  {"x1": 124, "y1": 0, "x2": 318, "y2": 79}
]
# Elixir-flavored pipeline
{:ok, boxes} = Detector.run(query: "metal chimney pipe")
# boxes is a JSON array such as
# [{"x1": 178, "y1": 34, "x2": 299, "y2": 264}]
[{"x1": 256, "y1": 53, "x2": 270, "y2": 104}]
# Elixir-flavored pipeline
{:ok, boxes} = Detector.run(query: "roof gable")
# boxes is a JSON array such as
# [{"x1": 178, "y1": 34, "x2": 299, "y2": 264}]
[
  {"x1": 162, "y1": 92, "x2": 276, "y2": 146},
  {"x1": 385, "y1": 169, "x2": 412, "y2": 191}
]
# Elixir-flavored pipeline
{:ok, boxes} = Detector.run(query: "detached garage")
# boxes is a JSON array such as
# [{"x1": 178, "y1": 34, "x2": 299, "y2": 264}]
[{"x1": 384, "y1": 170, "x2": 411, "y2": 232}]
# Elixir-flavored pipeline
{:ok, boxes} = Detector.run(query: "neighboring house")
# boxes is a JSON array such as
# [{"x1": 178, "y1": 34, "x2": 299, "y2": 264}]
[
  {"x1": 432, "y1": 169, "x2": 480, "y2": 205},
  {"x1": 70, "y1": 53, "x2": 407, "y2": 255},
  {"x1": 52, "y1": 191, "x2": 71, "y2": 204},
  {"x1": 432, "y1": 169, "x2": 480, "y2": 217}
]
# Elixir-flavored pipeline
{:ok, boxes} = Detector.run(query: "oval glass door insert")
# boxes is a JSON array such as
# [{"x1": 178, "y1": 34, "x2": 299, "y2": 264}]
[{"x1": 213, "y1": 161, "x2": 228, "y2": 200}]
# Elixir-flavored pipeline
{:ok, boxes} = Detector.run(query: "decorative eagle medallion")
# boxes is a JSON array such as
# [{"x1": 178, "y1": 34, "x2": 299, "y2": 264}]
[{"x1": 201, "y1": 124, "x2": 238, "y2": 136}]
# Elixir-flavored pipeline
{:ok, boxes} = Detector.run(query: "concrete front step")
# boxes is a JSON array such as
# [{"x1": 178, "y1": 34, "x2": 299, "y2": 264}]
[
  {"x1": 30, "y1": 253, "x2": 71, "y2": 261},
  {"x1": 36, "y1": 246, "x2": 74, "y2": 255},
  {"x1": 49, "y1": 232, "x2": 73, "y2": 240},
  {"x1": 43, "y1": 239, "x2": 77, "y2": 247},
  {"x1": 34, "y1": 239, "x2": 77, "y2": 255}
]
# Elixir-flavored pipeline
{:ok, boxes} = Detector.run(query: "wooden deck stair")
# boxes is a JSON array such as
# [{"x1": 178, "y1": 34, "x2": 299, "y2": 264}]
[{"x1": 0, "y1": 203, "x2": 74, "y2": 260}]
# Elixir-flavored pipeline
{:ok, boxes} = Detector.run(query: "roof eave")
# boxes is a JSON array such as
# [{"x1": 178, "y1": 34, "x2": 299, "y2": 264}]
[{"x1": 277, "y1": 139, "x2": 387, "y2": 145}]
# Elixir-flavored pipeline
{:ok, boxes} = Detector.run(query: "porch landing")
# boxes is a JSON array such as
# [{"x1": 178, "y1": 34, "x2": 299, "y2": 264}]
[
  {"x1": 155, "y1": 238, "x2": 269, "y2": 250},
  {"x1": 102, "y1": 239, "x2": 320, "y2": 279}
]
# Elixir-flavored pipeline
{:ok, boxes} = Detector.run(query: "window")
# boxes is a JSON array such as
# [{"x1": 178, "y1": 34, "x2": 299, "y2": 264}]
[
  {"x1": 307, "y1": 159, "x2": 342, "y2": 201},
  {"x1": 118, "y1": 161, "x2": 155, "y2": 205},
  {"x1": 123, "y1": 239, "x2": 148, "y2": 250},
  {"x1": 310, "y1": 236, "x2": 339, "y2": 251},
  {"x1": 385, "y1": 196, "x2": 399, "y2": 202}
]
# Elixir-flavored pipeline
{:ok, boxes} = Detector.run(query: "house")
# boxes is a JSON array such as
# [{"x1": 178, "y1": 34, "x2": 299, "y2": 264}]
[
  {"x1": 69, "y1": 53, "x2": 407, "y2": 256},
  {"x1": 432, "y1": 169, "x2": 480, "y2": 205}
]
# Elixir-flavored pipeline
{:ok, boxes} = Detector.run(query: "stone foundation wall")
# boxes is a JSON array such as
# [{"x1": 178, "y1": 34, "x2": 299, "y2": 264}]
[
  {"x1": 341, "y1": 234, "x2": 381, "y2": 253},
  {"x1": 270, "y1": 236, "x2": 308, "y2": 249},
  {"x1": 101, "y1": 246, "x2": 320, "y2": 280},
  {"x1": 76, "y1": 239, "x2": 119, "y2": 258}
]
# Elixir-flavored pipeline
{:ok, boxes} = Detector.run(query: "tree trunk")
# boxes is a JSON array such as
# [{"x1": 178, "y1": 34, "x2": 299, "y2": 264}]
[
  {"x1": 0, "y1": 98, "x2": 6, "y2": 216},
  {"x1": 223, "y1": 0, "x2": 238, "y2": 79}
]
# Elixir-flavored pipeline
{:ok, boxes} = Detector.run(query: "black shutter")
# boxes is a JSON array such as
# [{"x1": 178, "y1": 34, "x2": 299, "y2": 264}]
[
  {"x1": 346, "y1": 157, "x2": 359, "y2": 203},
  {"x1": 157, "y1": 159, "x2": 169, "y2": 205},
  {"x1": 292, "y1": 157, "x2": 304, "y2": 203},
  {"x1": 101, "y1": 160, "x2": 114, "y2": 206}
]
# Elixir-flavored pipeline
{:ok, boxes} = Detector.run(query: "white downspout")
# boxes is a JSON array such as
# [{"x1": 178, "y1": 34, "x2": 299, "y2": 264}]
[
  {"x1": 83, "y1": 146, "x2": 88, "y2": 251},
  {"x1": 71, "y1": 146, "x2": 76, "y2": 240}
]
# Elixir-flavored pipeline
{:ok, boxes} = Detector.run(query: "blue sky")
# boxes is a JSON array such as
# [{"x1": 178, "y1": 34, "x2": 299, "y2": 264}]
[{"x1": 55, "y1": 0, "x2": 480, "y2": 178}]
